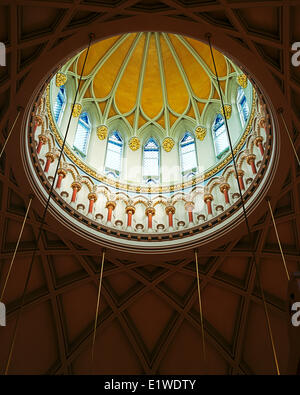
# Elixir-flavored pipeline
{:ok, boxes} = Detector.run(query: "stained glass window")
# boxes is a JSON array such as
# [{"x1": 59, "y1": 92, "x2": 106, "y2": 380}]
[
  {"x1": 212, "y1": 114, "x2": 229, "y2": 158},
  {"x1": 53, "y1": 86, "x2": 66, "y2": 126},
  {"x1": 143, "y1": 138, "x2": 159, "y2": 180},
  {"x1": 105, "y1": 131, "x2": 123, "y2": 176},
  {"x1": 237, "y1": 86, "x2": 249, "y2": 127},
  {"x1": 73, "y1": 112, "x2": 91, "y2": 156},
  {"x1": 180, "y1": 132, "x2": 197, "y2": 173}
]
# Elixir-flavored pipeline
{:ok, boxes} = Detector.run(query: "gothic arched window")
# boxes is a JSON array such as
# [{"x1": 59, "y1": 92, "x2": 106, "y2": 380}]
[
  {"x1": 143, "y1": 137, "x2": 160, "y2": 182},
  {"x1": 237, "y1": 86, "x2": 249, "y2": 127},
  {"x1": 212, "y1": 114, "x2": 229, "y2": 159},
  {"x1": 105, "y1": 131, "x2": 123, "y2": 177},
  {"x1": 53, "y1": 86, "x2": 66, "y2": 126},
  {"x1": 180, "y1": 132, "x2": 197, "y2": 174},
  {"x1": 73, "y1": 112, "x2": 91, "y2": 157}
]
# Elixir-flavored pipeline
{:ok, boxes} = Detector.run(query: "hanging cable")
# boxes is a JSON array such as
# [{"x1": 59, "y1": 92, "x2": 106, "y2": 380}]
[
  {"x1": 0, "y1": 108, "x2": 22, "y2": 160},
  {"x1": 91, "y1": 248, "x2": 106, "y2": 373},
  {"x1": 195, "y1": 250, "x2": 206, "y2": 363},
  {"x1": 3, "y1": 33, "x2": 95, "y2": 375},
  {"x1": 278, "y1": 110, "x2": 300, "y2": 167},
  {"x1": 267, "y1": 198, "x2": 290, "y2": 281},
  {"x1": 206, "y1": 33, "x2": 280, "y2": 375},
  {"x1": 0, "y1": 195, "x2": 34, "y2": 302}
]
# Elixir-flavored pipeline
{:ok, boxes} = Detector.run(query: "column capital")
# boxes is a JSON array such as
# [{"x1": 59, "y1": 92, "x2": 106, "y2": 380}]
[
  {"x1": 219, "y1": 183, "x2": 230, "y2": 193},
  {"x1": 125, "y1": 205, "x2": 136, "y2": 214},
  {"x1": 71, "y1": 181, "x2": 82, "y2": 191},
  {"x1": 254, "y1": 136, "x2": 264, "y2": 146},
  {"x1": 165, "y1": 206, "x2": 175, "y2": 215},
  {"x1": 184, "y1": 201, "x2": 194, "y2": 211},
  {"x1": 145, "y1": 207, "x2": 155, "y2": 216},
  {"x1": 246, "y1": 154, "x2": 256, "y2": 164},
  {"x1": 204, "y1": 193, "x2": 213, "y2": 203},
  {"x1": 57, "y1": 168, "x2": 67, "y2": 178},
  {"x1": 45, "y1": 152, "x2": 55, "y2": 162},
  {"x1": 88, "y1": 192, "x2": 97, "y2": 202},
  {"x1": 106, "y1": 201, "x2": 116, "y2": 210},
  {"x1": 38, "y1": 134, "x2": 47, "y2": 144}
]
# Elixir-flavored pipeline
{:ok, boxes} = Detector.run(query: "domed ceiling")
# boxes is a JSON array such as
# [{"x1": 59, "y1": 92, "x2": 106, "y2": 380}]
[{"x1": 63, "y1": 32, "x2": 230, "y2": 135}]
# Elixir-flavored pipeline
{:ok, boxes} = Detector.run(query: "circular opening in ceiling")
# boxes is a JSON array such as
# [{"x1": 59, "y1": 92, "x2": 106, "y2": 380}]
[{"x1": 23, "y1": 32, "x2": 279, "y2": 254}]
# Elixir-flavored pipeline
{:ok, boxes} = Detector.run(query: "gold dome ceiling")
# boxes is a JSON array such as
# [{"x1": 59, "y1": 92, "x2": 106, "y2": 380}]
[{"x1": 61, "y1": 32, "x2": 236, "y2": 135}]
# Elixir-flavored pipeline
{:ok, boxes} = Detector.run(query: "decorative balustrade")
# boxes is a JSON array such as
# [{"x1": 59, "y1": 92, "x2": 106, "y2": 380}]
[{"x1": 30, "y1": 92, "x2": 269, "y2": 236}]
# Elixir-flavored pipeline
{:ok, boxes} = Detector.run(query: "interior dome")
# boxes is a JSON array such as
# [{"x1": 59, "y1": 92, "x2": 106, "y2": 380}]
[{"x1": 25, "y1": 32, "x2": 277, "y2": 253}]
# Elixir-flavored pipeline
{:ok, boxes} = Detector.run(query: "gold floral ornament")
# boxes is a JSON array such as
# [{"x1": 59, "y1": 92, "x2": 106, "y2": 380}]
[
  {"x1": 129, "y1": 137, "x2": 140, "y2": 151},
  {"x1": 97, "y1": 125, "x2": 108, "y2": 140},
  {"x1": 221, "y1": 104, "x2": 232, "y2": 119},
  {"x1": 162, "y1": 137, "x2": 175, "y2": 152},
  {"x1": 237, "y1": 74, "x2": 248, "y2": 89},
  {"x1": 55, "y1": 72, "x2": 67, "y2": 87},
  {"x1": 72, "y1": 103, "x2": 82, "y2": 118},
  {"x1": 195, "y1": 126, "x2": 207, "y2": 141}
]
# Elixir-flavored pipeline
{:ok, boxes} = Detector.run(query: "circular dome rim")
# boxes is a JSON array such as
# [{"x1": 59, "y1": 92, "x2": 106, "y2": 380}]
[{"x1": 14, "y1": 16, "x2": 289, "y2": 255}]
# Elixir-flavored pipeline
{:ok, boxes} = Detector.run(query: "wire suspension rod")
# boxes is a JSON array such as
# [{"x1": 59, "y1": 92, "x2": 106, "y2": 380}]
[
  {"x1": 3, "y1": 34, "x2": 94, "y2": 375},
  {"x1": 91, "y1": 249, "x2": 106, "y2": 373},
  {"x1": 206, "y1": 34, "x2": 280, "y2": 375}
]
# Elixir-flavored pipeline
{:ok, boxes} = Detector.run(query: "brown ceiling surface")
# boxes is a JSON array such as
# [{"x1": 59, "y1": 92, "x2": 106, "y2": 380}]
[{"x1": 0, "y1": 0, "x2": 300, "y2": 375}]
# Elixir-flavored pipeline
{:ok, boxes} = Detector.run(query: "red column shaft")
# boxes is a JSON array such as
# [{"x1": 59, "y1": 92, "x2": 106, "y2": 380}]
[
  {"x1": 206, "y1": 199, "x2": 212, "y2": 215},
  {"x1": 33, "y1": 122, "x2": 38, "y2": 133},
  {"x1": 188, "y1": 210, "x2": 193, "y2": 222},
  {"x1": 37, "y1": 140, "x2": 43, "y2": 154},
  {"x1": 223, "y1": 189, "x2": 229, "y2": 204},
  {"x1": 71, "y1": 187, "x2": 77, "y2": 203},
  {"x1": 258, "y1": 142, "x2": 264, "y2": 156},
  {"x1": 44, "y1": 157, "x2": 51, "y2": 173},
  {"x1": 107, "y1": 206, "x2": 113, "y2": 222},
  {"x1": 56, "y1": 174, "x2": 63, "y2": 188},
  {"x1": 127, "y1": 211, "x2": 132, "y2": 227},
  {"x1": 168, "y1": 212, "x2": 173, "y2": 227},
  {"x1": 88, "y1": 199, "x2": 94, "y2": 214},
  {"x1": 249, "y1": 159, "x2": 257, "y2": 174},
  {"x1": 148, "y1": 213, "x2": 152, "y2": 229},
  {"x1": 238, "y1": 175, "x2": 245, "y2": 190}
]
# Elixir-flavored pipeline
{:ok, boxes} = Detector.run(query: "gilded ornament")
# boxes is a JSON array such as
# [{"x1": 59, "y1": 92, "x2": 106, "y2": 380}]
[
  {"x1": 129, "y1": 137, "x2": 140, "y2": 151},
  {"x1": 162, "y1": 137, "x2": 175, "y2": 152},
  {"x1": 237, "y1": 74, "x2": 248, "y2": 88},
  {"x1": 195, "y1": 126, "x2": 207, "y2": 141},
  {"x1": 55, "y1": 73, "x2": 67, "y2": 87},
  {"x1": 221, "y1": 104, "x2": 232, "y2": 119},
  {"x1": 72, "y1": 103, "x2": 82, "y2": 117},
  {"x1": 97, "y1": 125, "x2": 108, "y2": 140}
]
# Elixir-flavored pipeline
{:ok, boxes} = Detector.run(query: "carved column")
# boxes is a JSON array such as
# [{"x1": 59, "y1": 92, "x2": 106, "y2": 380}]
[
  {"x1": 220, "y1": 183, "x2": 230, "y2": 204},
  {"x1": 254, "y1": 135, "x2": 264, "y2": 156},
  {"x1": 145, "y1": 206, "x2": 155, "y2": 230},
  {"x1": 44, "y1": 152, "x2": 55, "y2": 173},
  {"x1": 185, "y1": 202, "x2": 195, "y2": 223},
  {"x1": 88, "y1": 192, "x2": 97, "y2": 215},
  {"x1": 204, "y1": 193, "x2": 214, "y2": 216},
  {"x1": 56, "y1": 168, "x2": 67, "y2": 189},
  {"x1": 37, "y1": 134, "x2": 47, "y2": 154},
  {"x1": 70, "y1": 181, "x2": 81, "y2": 204},
  {"x1": 125, "y1": 205, "x2": 135, "y2": 228},
  {"x1": 106, "y1": 201, "x2": 116, "y2": 223},
  {"x1": 165, "y1": 206, "x2": 175, "y2": 228},
  {"x1": 236, "y1": 170, "x2": 245, "y2": 191},
  {"x1": 246, "y1": 154, "x2": 257, "y2": 174}
]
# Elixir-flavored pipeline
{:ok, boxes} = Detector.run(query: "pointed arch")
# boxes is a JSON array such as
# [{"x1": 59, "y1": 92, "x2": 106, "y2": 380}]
[
  {"x1": 73, "y1": 112, "x2": 91, "y2": 157},
  {"x1": 179, "y1": 131, "x2": 197, "y2": 174},
  {"x1": 53, "y1": 86, "x2": 66, "y2": 126},
  {"x1": 105, "y1": 130, "x2": 123, "y2": 177},
  {"x1": 143, "y1": 137, "x2": 160, "y2": 182},
  {"x1": 237, "y1": 86, "x2": 249, "y2": 127},
  {"x1": 212, "y1": 114, "x2": 229, "y2": 159}
]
